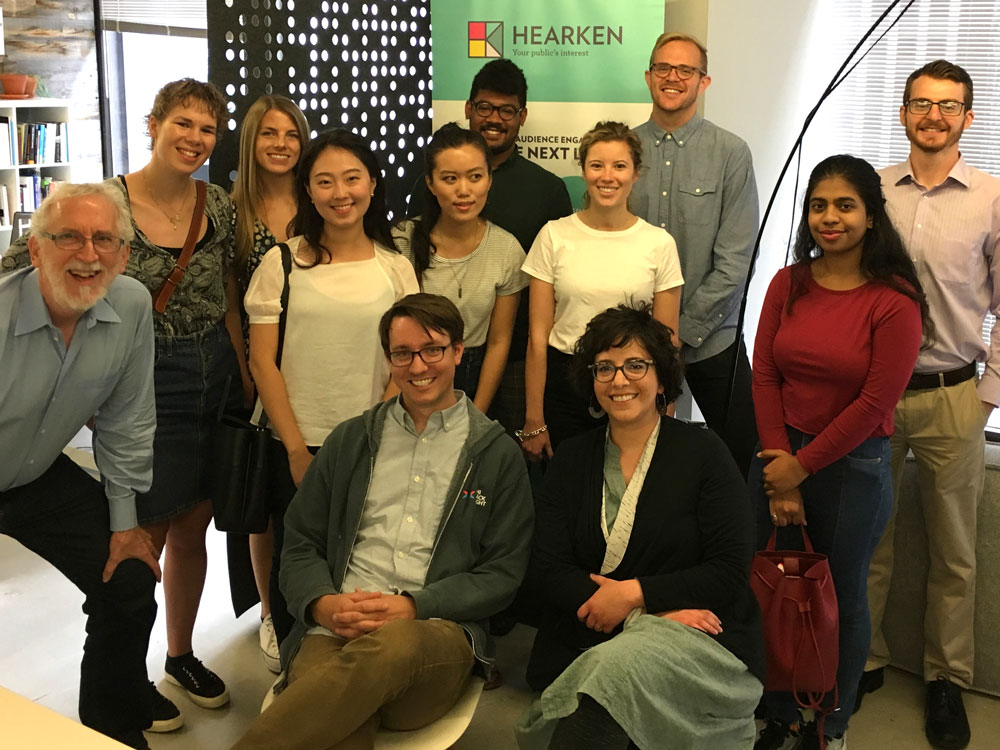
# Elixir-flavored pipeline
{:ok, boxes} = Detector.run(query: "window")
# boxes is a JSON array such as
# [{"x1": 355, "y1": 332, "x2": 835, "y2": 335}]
[
  {"x1": 97, "y1": 1, "x2": 208, "y2": 176},
  {"x1": 816, "y1": 0, "x2": 1000, "y2": 434}
]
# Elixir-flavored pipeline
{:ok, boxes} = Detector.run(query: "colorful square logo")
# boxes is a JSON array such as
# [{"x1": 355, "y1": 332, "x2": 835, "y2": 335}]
[{"x1": 468, "y1": 21, "x2": 503, "y2": 58}]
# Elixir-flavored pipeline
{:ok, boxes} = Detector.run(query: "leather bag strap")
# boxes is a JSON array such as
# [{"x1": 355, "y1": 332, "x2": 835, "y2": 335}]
[
  {"x1": 152, "y1": 180, "x2": 208, "y2": 314},
  {"x1": 256, "y1": 242, "x2": 292, "y2": 431},
  {"x1": 766, "y1": 526, "x2": 815, "y2": 554}
]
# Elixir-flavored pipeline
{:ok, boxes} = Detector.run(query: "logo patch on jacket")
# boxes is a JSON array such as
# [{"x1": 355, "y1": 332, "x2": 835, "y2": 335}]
[{"x1": 462, "y1": 489, "x2": 487, "y2": 507}]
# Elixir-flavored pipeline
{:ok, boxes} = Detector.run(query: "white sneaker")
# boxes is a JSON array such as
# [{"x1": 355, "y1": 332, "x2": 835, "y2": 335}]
[{"x1": 259, "y1": 614, "x2": 281, "y2": 673}]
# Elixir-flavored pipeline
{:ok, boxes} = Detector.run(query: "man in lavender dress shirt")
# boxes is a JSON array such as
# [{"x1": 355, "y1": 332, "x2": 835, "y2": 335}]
[{"x1": 859, "y1": 60, "x2": 1000, "y2": 750}]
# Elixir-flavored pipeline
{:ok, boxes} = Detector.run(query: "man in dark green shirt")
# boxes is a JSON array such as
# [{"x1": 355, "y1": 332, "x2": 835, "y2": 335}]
[{"x1": 407, "y1": 59, "x2": 573, "y2": 438}]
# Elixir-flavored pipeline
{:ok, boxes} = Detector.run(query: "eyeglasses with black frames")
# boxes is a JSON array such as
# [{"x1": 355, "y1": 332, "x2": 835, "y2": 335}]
[
  {"x1": 469, "y1": 100, "x2": 524, "y2": 121},
  {"x1": 904, "y1": 98, "x2": 966, "y2": 117},
  {"x1": 648, "y1": 63, "x2": 706, "y2": 80},
  {"x1": 42, "y1": 231, "x2": 125, "y2": 254},
  {"x1": 388, "y1": 345, "x2": 449, "y2": 367},
  {"x1": 589, "y1": 358, "x2": 655, "y2": 383}
]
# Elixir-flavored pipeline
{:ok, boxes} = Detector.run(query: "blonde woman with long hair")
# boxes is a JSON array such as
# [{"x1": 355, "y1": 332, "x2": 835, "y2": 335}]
[
  {"x1": 233, "y1": 95, "x2": 311, "y2": 283},
  {"x1": 230, "y1": 95, "x2": 310, "y2": 673}
]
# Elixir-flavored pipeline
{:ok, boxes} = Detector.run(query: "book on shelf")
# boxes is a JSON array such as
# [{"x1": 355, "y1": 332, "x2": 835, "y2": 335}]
[
  {"x1": 18, "y1": 173, "x2": 33, "y2": 212},
  {"x1": 1, "y1": 184, "x2": 9, "y2": 227},
  {"x1": 14, "y1": 122, "x2": 70, "y2": 165}
]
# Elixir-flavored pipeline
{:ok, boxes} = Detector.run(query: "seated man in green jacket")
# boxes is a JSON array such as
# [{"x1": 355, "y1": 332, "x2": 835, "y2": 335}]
[{"x1": 232, "y1": 293, "x2": 534, "y2": 750}]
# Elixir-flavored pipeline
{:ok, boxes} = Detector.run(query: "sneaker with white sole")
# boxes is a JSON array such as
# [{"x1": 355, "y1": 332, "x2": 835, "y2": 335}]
[
  {"x1": 146, "y1": 682, "x2": 183, "y2": 732},
  {"x1": 164, "y1": 652, "x2": 230, "y2": 709},
  {"x1": 259, "y1": 614, "x2": 281, "y2": 674}
]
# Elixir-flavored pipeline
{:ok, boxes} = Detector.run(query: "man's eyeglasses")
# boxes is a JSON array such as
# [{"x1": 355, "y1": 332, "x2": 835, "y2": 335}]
[
  {"x1": 42, "y1": 231, "x2": 125, "y2": 254},
  {"x1": 589, "y1": 358, "x2": 655, "y2": 383},
  {"x1": 469, "y1": 100, "x2": 524, "y2": 121},
  {"x1": 648, "y1": 63, "x2": 705, "y2": 80},
  {"x1": 904, "y1": 98, "x2": 966, "y2": 117},
  {"x1": 388, "y1": 345, "x2": 450, "y2": 367}
]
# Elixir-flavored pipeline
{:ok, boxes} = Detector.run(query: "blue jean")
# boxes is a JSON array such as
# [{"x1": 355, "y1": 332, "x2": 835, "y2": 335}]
[
  {"x1": 750, "y1": 428, "x2": 892, "y2": 737},
  {"x1": 453, "y1": 343, "x2": 485, "y2": 400},
  {"x1": 138, "y1": 322, "x2": 241, "y2": 523}
]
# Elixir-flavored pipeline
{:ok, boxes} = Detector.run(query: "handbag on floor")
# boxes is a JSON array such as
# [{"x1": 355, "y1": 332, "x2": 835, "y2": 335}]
[
  {"x1": 751, "y1": 526, "x2": 839, "y2": 710},
  {"x1": 210, "y1": 243, "x2": 292, "y2": 533}
]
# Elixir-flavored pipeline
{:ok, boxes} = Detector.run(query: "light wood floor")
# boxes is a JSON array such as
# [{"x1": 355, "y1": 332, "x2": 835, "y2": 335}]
[{"x1": 2, "y1": 527, "x2": 998, "y2": 748}]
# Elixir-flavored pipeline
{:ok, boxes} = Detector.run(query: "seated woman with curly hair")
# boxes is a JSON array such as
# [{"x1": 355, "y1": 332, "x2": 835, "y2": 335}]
[{"x1": 516, "y1": 303, "x2": 765, "y2": 750}]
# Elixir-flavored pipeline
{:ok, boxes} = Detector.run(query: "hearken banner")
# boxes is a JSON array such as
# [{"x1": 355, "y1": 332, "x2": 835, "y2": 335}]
[{"x1": 430, "y1": 0, "x2": 664, "y2": 206}]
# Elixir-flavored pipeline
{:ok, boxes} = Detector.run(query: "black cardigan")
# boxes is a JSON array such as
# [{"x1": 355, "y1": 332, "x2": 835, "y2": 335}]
[{"x1": 525, "y1": 417, "x2": 766, "y2": 690}]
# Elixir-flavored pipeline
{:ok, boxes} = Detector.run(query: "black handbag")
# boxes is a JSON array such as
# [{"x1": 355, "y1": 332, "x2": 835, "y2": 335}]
[{"x1": 210, "y1": 243, "x2": 292, "y2": 533}]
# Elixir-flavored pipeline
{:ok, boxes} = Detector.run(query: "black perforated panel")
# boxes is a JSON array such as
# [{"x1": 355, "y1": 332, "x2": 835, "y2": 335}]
[{"x1": 207, "y1": 0, "x2": 432, "y2": 220}]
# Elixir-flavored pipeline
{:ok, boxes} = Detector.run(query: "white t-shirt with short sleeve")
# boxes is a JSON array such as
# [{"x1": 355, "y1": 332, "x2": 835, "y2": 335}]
[
  {"x1": 521, "y1": 213, "x2": 684, "y2": 354},
  {"x1": 244, "y1": 235, "x2": 419, "y2": 446}
]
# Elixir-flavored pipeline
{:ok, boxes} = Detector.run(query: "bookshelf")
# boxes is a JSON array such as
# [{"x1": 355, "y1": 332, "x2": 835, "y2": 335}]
[{"x1": 0, "y1": 98, "x2": 73, "y2": 254}]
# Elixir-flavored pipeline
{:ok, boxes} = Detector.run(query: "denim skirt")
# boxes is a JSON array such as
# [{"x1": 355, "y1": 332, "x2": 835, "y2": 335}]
[{"x1": 136, "y1": 322, "x2": 241, "y2": 524}]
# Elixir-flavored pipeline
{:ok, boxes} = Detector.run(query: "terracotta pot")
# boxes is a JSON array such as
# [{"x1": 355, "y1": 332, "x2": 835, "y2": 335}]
[{"x1": 0, "y1": 74, "x2": 32, "y2": 96}]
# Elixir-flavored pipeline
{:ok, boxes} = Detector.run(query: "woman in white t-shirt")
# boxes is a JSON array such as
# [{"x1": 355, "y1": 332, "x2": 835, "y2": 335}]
[
  {"x1": 521, "y1": 121, "x2": 684, "y2": 460},
  {"x1": 244, "y1": 130, "x2": 418, "y2": 642},
  {"x1": 393, "y1": 123, "x2": 528, "y2": 413}
]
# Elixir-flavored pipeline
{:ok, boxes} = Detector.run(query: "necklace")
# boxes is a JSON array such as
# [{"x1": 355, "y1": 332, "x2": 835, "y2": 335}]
[
  {"x1": 430, "y1": 220, "x2": 483, "y2": 299},
  {"x1": 144, "y1": 171, "x2": 191, "y2": 230},
  {"x1": 433, "y1": 253, "x2": 471, "y2": 299}
]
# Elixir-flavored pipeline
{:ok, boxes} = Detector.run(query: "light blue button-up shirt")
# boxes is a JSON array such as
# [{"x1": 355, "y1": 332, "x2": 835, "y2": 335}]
[
  {"x1": 0, "y1": 268, "x2": 156, "y2": 530},
  {"x1": 341, "y1": 393, "x2": 470, "y2": 595},
  {"x1": 631, "y1": 115, "x2": 759, "y2": 363}
]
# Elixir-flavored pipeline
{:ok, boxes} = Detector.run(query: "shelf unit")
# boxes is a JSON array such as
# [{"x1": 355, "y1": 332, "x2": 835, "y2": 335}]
[{"x1": 0, "y1": 98, "x2": 73, "y2": 254}]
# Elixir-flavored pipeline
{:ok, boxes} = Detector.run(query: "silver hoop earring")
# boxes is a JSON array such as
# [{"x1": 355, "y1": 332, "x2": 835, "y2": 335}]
[{"x1": 588, "y1": 394, "x2": 605, "y2": 419}]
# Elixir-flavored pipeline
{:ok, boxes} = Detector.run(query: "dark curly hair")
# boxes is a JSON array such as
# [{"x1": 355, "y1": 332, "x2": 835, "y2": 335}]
[
  {"x1": 569, "y1": 302, "x2": 683, "y2": 410},
  {"x1": 469, "y1": 58, "x2": 528, "y2": 108}
]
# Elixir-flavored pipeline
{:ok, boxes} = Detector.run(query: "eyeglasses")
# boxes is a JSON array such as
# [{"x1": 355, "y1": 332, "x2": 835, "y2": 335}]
[
  {"x1": 904, "y1": 98, "x2": 966, "y2": 116},
  {"x1": 648, "y1": 63, "x2": 706, "y2": 80},
  {"x1": 588, "y1": 358, "x2": 655, "y2": 383},
  {"x1": 388, "y1": 345, "x2": 449, "y2": 367},
  {"x1": 42, "y1": 231, "x2": 125, "y2": 254},
  {"x1": 469, "y1": 100, "x2": 524, "y2": 121}
]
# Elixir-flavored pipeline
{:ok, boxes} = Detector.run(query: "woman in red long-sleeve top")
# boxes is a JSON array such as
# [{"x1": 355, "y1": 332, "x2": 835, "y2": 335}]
[{"x1": 751, "y1": 154, "x2": 931, "y2": 750}]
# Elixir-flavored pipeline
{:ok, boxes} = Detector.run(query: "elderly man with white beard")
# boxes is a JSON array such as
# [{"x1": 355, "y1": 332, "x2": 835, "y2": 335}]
[{"x1": 0, "y1": 182, "x2": 160, "y2": 749}]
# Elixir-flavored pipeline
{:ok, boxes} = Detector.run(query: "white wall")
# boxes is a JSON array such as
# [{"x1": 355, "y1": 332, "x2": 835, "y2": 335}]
[{"x1": 702, "y1": 0, "x2": 854, "y2": 351}]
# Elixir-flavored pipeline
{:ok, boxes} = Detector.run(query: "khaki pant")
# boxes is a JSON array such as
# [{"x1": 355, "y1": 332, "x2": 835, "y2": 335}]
[
  {"x1": 233, "y1": 619, "x2": 475, "y2": 750},
  {"x1": 866, "y1": 377, "x2": 985, "y2": 686}
]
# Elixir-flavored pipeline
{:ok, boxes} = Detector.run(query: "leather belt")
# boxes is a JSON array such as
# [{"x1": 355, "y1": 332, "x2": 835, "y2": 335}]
[{"x1": 905, "y1": 362, "x2": 976, "y2": 391}]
